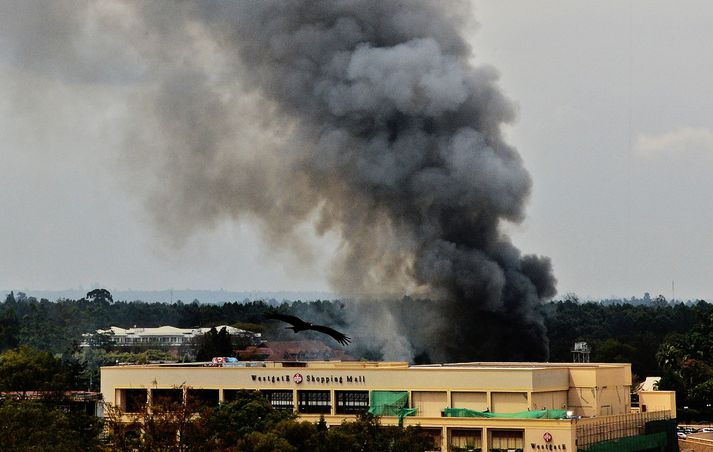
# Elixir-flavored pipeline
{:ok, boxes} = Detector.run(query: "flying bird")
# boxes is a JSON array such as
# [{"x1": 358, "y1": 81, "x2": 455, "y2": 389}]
[{"x1": 265, "y1": 313, "x2": 351, "y2": 346}]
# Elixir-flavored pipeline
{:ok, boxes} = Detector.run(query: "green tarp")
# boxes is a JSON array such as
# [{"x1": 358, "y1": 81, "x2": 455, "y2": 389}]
[
  {"x1": 443, "y1": 408, "x2": 568, "y2": 419},
  {"x1": 578, "y1": 432, "x2": 667, "y2": 452},
  {"x1": 367, "y1": 391, "x2": 417, "y2": 426}
]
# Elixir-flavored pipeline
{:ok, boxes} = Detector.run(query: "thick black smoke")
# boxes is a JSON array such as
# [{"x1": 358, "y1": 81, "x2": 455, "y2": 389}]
[{"x1": 2, "y1": 0, "x2": 556, "y2": 361}]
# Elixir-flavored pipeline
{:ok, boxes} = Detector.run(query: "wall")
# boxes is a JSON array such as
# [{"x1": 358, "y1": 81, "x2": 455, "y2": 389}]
[
  {"x1": 639, "y1": 391, "x2": 676, "y2": 418},
  {"x1": 412, "y1": 391, "x2": 447, "y2": 417},
  {"x1": 491, "y1": 392, "x2": 529, "y2": 413},
  {"x1": 451, "y1": 391, "x2": 487, "y2": 411},
  {"x1": 598, "y1": 385, "x2": 630, "y2": 416},
  {"x1": 531, "y1": 390, "x2": 568, "y2": 411}
]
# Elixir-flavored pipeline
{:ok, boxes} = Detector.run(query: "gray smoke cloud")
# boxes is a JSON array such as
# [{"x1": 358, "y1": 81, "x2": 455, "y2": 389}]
[{"x1": 2, "y1": 0, "x2": 556, "y2": 362}]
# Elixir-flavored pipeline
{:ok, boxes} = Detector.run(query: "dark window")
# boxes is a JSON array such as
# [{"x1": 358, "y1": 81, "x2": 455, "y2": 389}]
[
  {"x1": 298, "y1": 390, "x2": 331, "y2": 414},
  {"x1": 282, "y1": 362, "x2": 307, "y2": 367},
  {"x1": 123, "y1": 389, "x2": 147, "y2": 413},
  {"x1": 449, "y1": 429, "x2": 482, "y2": 450},
  {"x1": 262, "y1": 390, "x2": 294, "y2": 411},
  {"x1": 151, "y1": 388, "x2": 183, "y2": 408},
  {"x1": 222, "y1": 389, "x2": 263, "y2": 404},
  {"x1": 186, "y1": 389, "x2": 219, "y2": 408},
  {"x1": 222, "y1": 389, "x2": 239, "y2": 403},
  {"x1": 335, "y1": 391, "x2": 369, "y2": 414}
]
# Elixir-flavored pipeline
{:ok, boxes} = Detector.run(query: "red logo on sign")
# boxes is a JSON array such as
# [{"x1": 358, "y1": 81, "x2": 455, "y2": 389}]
[
  {"x1": 543, "y1": 432, "x2": 553, "y2": 442},
  {"x1": 293, "y1": 373, "x2": 303, "y2": 384}
]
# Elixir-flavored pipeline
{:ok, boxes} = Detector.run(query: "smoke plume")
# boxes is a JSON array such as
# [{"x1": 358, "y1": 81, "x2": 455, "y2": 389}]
[{"x1": 2, "y1": 0, "x2": 556, "y2": 361}]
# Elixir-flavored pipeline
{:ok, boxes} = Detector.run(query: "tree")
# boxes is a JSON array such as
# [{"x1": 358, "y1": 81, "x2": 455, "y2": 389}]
[
  {"x1": 656, "y1": 341, "x2": 685, "y2": 371},
  {"x1": 195, "y1": 327, "x2": 234, "y2": 361},
  {"x1": 0, "y1": 308, "x2": 19, "y2": 352},
  {"x1": 689, "y1": 378, "x2": 713, "y2": 406},
  {"x1": 86, "y1": 288, "x2": 113, "y2": 303},
  {"x1": 657, "y1": 370, "x2": 687, "y2": 405},
  {"x1": 323, "y1": 413, "x2": 435, "y2": 452},
  {"x1": 652, "y1": 295, "x2": 668, "y2": 308},
  {"x1": 594, "y1": 338, "x2": 637, "y2": 363},
  {"x1": 204, "y1": 390, "x2": 295, "y2": 448},
  {"x1": 0, "y1": 346, "x2": 69, "y2": 394},
  {"x1": 0, "y1": 398, "x2": 102, "y2": 451},
  {"x1": 104, "y1": 394, "x2": 209, "y2": 451}
]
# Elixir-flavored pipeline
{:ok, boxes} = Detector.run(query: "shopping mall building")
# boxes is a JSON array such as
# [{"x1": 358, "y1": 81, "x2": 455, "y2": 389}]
[{"x1": 101, "y1": 360, "x2": 677, "y2": 451}]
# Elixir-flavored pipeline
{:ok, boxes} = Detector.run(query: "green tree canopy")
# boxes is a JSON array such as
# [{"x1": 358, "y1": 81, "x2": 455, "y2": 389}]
[{"x1": 0, "y1": 346, "x2": 69, "y2": 393}]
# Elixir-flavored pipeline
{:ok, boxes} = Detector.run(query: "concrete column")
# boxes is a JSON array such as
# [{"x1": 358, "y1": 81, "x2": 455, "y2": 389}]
[
  {"x1": 528, "y1": 391, "x2": 533, "y2": 410},
  {"x1": 147, "y1": 388, "x2": 153, "y2": 414},
  {"x1": 330, "y1": 389, "x2": 336, "y2": 415},
  {"x1": 218, "y1": 388, "x2": 224, "y2": 403}
]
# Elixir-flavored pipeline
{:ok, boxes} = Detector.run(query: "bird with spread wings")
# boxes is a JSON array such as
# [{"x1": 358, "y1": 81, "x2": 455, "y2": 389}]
[{"x1": 265, "y1": 312, "x2": 351, "y2": 346}]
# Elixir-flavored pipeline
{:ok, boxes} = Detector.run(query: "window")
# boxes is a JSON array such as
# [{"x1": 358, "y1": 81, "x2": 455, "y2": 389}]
[
  {"x1": 122, "y1": 389, "x2": 147, "y2": 413},
  {"x1": 298, "y1": 390, "x2": 331, "y2": 414},
  {"x1": 449, "y1": 429, "x2": 482, "y2": 450},
  {"x1": 186, "y1": 389, "x2": 219, "y2": 408},
  {"x1": 151, "y1": 388, "x2": 183, "y2": 408},
  {"x1": 335, "y1": 391, "x2": 369, "y2": 414},
  {"x1": 489, "y1": 429, "x2": 524, "y2": 451},
  {"x1": 420, "y1": 428, "x2": 442, "y2": 451},
  {"x1": 261, "y1": 390, "x2": 294, "y2": 411}
]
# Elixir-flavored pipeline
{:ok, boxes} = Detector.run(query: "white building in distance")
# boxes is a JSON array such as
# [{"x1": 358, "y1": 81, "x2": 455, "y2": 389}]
[{"x1": 82, "y1": 325, "x2": 261, "y2": 348}]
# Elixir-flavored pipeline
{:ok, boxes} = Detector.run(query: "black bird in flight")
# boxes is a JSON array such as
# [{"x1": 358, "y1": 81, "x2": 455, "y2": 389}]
[{"x1": 265, "y1": 313, "x2": 351, "y2": 346}]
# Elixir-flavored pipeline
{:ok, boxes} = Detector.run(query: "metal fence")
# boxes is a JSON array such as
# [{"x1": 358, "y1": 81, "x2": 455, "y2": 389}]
[{"x1": 575, "y1": 410, "x2": 672, "y2": 449}]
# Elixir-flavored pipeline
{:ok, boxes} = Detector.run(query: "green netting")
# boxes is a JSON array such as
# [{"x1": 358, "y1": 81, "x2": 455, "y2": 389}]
[
  {"x1": 644, "y1": 419, "x2": 679, "y2": 452},
  {"x1": 368, "y1": 391, "x2": 408, "y2": 416},
  {"x1": 443, "y1": 408, "x2": 568, "y2": 419},
  {"x1": 368, "y1": 391, "x2": 417, "y2": 426},
  {"x1": 578, "y1": 432, "x2": 667, "y2": 452}
]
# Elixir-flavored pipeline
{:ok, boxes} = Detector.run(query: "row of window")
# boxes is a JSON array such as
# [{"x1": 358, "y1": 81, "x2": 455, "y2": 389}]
[
  {"x1": 121, "y1": 389, "x2": 371, "y2": 415},
  {"x1": 265, "y1": 390, "x2": 370, "y2": 414},
  {"x1": 417, "y1": 428, "x2": 524, "y2": 451},
  {"x1": 114, "y1": 336, "x2": 187, "y2": 343}
]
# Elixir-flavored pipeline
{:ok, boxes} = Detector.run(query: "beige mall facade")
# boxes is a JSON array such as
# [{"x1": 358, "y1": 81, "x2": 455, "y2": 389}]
[{"x1": 101, "y1": 361, "x2": 675, "y2": 451}]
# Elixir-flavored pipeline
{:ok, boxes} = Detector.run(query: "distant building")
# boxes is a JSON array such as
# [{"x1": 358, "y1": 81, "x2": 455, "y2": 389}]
[{"x1": 81, "y1": 325, "x2": 261, "y2": 349}]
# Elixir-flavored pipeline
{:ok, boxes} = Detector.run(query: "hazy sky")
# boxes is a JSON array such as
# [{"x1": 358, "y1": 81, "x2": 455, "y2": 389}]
[{"x1": 1, "y1": 1, "x2": 712, "y2": 301}]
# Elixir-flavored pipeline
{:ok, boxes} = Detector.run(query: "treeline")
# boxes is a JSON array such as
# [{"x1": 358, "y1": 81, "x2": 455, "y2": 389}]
[
  {"x1": 544, "y1": 299, "x2": 702, "y2": 377},
  {"x1": 2, "y1": 291, "x2": 713, "y2": 401},
  {"x1": 0, "y1": 291, "x2": 345, "y2": 355}
]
